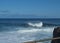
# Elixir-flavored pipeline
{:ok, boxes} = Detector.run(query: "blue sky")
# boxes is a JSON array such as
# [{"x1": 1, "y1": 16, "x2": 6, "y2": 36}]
[{"x1": 0, "y1": 0, "x2": 60, "y2": 18}]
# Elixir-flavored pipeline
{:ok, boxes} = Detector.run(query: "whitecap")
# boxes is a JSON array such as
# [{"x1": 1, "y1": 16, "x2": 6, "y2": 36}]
[{"x1": 28, "y1": 22, "x2": 43, "y2": 27}]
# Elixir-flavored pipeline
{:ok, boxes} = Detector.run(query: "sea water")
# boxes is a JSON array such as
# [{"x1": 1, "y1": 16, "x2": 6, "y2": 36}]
[{"x1": 0, "y1": 18, "x2": 60, "y2": 43}]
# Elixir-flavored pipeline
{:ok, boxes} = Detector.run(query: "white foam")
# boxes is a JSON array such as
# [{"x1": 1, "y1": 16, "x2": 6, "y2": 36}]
[
  {"x1": 28, "y1": 22, "x2": 43, "y2": 27},
  {"x1": 17, "y1": 27, "x2": 54, "y2": 33},
  {"x1": 0, "y1": 27, "x2": 54, "y2": 43}
]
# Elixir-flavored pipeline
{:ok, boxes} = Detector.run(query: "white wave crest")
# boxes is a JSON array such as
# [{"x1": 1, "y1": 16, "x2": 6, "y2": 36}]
[
  {"x1": 28, "y1": 22, "x2": 43, "y2": 27},
  {"x1": 17, "y1": 27, "x2": 54, "y2": 33}
]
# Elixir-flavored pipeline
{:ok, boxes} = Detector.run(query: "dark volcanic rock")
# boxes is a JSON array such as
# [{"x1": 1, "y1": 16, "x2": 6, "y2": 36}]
[{"x1": 51, "y1": 27, "x2": 60, "y2": 43}]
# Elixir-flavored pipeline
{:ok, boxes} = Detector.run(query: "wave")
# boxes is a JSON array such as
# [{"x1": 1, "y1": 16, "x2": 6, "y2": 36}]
[
  {"x1": 0, "y1": 27, "x2": 54, "y2": 43},
  {"x1": 0, "y1": 21, "x2": 59, "y2": 28},
  {"x1": 27, "y1": 22, "x2": 59, "y2": 27},
  {"x1": 28, "y1": 22, "x2": 43, "y2": 27},
  {"x1": 17, "y1": 27, "x2": 54, "y2": 33}
]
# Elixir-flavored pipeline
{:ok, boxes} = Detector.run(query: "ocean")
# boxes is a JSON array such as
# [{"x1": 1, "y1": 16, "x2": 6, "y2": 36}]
[{"x1": 0, "y1": 18, "x2": 60, "y2": 43}]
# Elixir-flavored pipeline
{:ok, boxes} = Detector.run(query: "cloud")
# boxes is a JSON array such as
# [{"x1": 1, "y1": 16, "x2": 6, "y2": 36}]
[{"x1": 0, "y1": 10, "x2": 9, "y2": 13}]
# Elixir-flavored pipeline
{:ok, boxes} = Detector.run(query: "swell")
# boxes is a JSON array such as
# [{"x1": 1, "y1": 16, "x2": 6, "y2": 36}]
[
  {"x1": 0, "y1": 22, "x2": 59, "y2": 27},
  {"x1": 0, "y1": 22, "x2": 59, "y2": 32}
]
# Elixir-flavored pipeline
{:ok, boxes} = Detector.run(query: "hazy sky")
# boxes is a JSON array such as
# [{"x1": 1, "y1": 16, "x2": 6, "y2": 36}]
[{"x1": 0, "y1": 0, "x2": 60, "y2": 18}]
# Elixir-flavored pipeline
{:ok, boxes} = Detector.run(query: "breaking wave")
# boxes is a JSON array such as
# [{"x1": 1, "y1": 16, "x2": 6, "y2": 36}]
[
  {"x1": 28, "y1": 22, "x2": 43, "y2": 27},
  {"x1": 0, "y1": 21, "x2": 59, "y2": 28},
  {"x1": 17, "y1": 27, "x2": 54, "y2": 33}
]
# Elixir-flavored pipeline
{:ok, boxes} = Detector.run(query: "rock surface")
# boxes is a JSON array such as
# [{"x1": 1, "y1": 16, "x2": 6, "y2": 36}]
[{"x1": 51, "y1": 27, "x2": 60, "y2": 43}]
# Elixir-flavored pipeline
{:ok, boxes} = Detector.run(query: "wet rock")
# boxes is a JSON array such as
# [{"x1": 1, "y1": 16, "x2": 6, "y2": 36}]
[{"x1": 51, "y1": 27, "x2": 60, "y2": 43}]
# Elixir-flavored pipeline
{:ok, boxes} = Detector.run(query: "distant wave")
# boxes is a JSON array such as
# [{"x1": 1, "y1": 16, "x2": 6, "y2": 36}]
[
  {"x1": 0, "y1": 21, "x2": 59, "y2": 28},
  {"x1": 0, "y1": 23, "x2": 58, "y2": 27},
  {"x1": 0, "y1": 22, "x2": 57, "y2": 32},
  {"x1": 28, "y1": 22, "x2": 43, "y2": 27}
]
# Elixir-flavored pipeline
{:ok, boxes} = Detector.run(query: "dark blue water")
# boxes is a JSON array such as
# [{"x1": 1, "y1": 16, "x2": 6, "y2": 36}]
[
  {"x1": 0, "y1": 18, "x2": 60, "y2": 43},
  {"x1": 0, "y1": 18, "x2": 60, "y2": 27}
]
